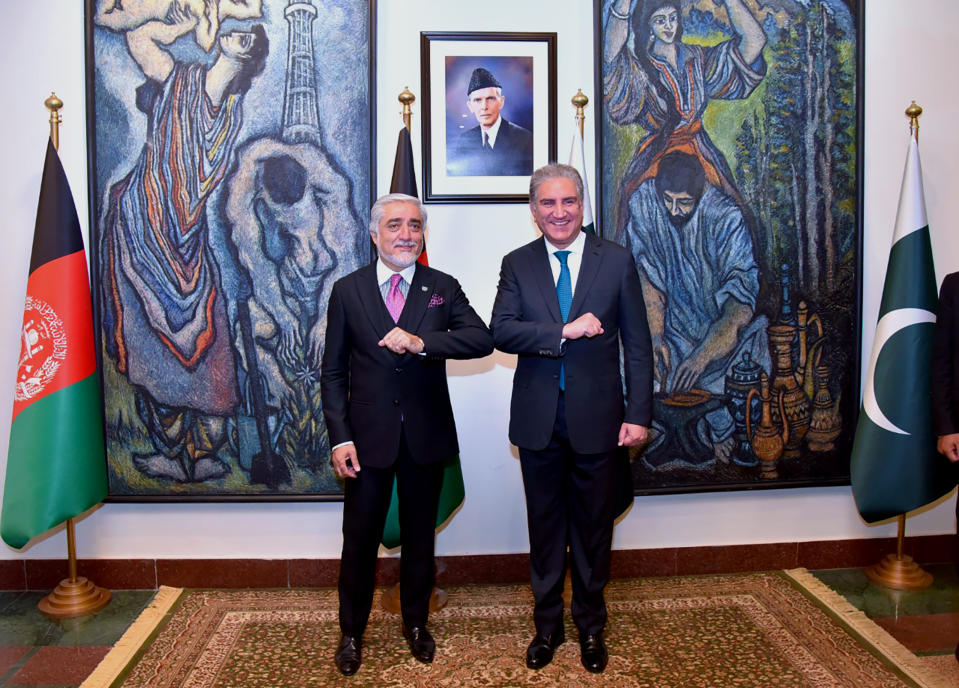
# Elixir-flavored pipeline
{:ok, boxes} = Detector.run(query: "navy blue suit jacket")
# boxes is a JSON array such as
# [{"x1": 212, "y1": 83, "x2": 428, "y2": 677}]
[{"x1": 490, "y1": 232, "x2": 653, "y2": 454}]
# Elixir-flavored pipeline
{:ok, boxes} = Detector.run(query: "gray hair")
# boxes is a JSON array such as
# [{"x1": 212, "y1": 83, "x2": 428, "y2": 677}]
[
  {"x1": 369, "y1": 193, "x2": 428, "y2": 236},
  {"x1": 529, "y1": 163, "x2": 584, "y2": 205}
]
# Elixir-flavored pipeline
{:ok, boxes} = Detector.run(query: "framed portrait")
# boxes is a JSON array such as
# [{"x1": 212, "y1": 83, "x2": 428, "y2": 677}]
[
  {"x1": 84, "y1": 0, "x2": 375, "y2": 500},
  {"x1": 420, "y1": 31, "x2": 557, "y2": 203},
  {"x1": 595, "y1": 0, "x2": 864, "y2": 494}
]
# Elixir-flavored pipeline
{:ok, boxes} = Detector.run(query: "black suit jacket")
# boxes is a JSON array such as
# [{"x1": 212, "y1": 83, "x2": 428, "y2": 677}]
[
  {"x1": 490, "y1": 233, "x2": 653, "y2": 454},
  {"x1": 448, "y1": 117, "x2": 534, "y2": 177},
  {"x1": 932, "y1": 271, "x2": 959, "y2": 436},
  {"x1": 321, "y1": 263, "x2": 493, "y2": 468}
]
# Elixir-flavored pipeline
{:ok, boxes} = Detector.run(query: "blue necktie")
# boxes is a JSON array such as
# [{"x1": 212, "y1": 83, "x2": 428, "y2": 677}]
[{"x1": 555, "y1": 250, "x2": 572, "y2": 390}]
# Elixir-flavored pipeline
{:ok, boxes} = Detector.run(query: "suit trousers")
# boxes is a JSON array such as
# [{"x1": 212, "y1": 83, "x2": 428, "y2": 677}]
[
  {"x1": 519, "y1": 393, "x2": 618, "y2": 637},
  {"x1": 338, "y1": 426, "x2": 444, "y2": 636}
]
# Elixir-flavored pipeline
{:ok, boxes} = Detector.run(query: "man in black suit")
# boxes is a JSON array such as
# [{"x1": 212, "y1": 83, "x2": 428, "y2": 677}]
[
  {"x1": 321, "y1": 193, "x2": 493, "y2": 676},
  {"x1": 930, "y1": 271, "x2": 959, "y2": 663},
  {"x1": 490, "y1": 163, "x2": 653, "y2": 673},
  {"x1": 447, "y1": 67, "x2": 534, "y2": 177}
]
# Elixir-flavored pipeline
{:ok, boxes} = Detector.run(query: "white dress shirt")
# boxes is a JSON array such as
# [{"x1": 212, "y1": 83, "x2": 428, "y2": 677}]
[
  {"x1": 482, "y1": 115, "x2": 503, "y2": 149},
  {"x1": 376, "y1": 260, "x2": 416, "y2": 300},
  {"x1": 544, "y1": 230, "x2": 586, "y2": 346},
  {"x1": 544, "y1": 229, "x2": 586, "y2": 293}
]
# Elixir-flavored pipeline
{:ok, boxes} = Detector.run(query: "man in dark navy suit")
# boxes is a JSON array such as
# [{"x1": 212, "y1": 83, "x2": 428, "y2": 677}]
[
  {"x1": 447, "y1": 67, "x2": 534, "y2": 177},
  {"x1": 491, "y1": 164, "x2": 653, "y2": 674},
  {"x1": 321, "y1": 193, "x2": 493, "y2": 675},
  {"x1": 930, "y1": 271, "x2": 959, "y2": 663}
]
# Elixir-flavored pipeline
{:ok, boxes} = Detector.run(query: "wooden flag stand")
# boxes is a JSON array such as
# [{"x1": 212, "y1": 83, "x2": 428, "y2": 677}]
[
  {"x1": 38, "y1": 518, "x2": 111, "y2": 619},
  {"x1": 863, "y1": 103, "x2": 933, "y2": 593},
  {"x1": 865, "y1": 514, "x2": 932, "y2": 590},
  {"x1": 36, "y1": 94, "x2": 111, "y2": 620}
]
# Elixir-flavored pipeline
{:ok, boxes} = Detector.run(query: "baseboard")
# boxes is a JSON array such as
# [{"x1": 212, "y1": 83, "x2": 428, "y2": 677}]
[{"x1": 1, "y1": 535, "x2": 954, "y2": 591}]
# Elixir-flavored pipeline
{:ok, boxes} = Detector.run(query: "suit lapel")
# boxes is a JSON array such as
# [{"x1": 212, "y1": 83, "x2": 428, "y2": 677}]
[
  {"x1": 528, "y1": 240, "x2": 562, "y2": 322},
  {"x1": 569, "y1": 233, "x2": 604, "y2": 320},
  {"x1": 355, "y1": 264, "x2": 395, "y2": 338},
  {"x1": 399, "y1": 265, "x2": 434, "y2": 334}
]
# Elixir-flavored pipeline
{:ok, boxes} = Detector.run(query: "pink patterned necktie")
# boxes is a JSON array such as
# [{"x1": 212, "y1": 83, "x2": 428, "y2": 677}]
[{"x1": 385, "y1": 273, "x2": 405, "y2": 322}]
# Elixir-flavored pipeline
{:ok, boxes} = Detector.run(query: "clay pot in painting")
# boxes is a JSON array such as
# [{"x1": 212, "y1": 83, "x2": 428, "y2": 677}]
[
  {"x1": 746, "y1": 372, "x2": 788, "y2": 480},
  {"x1": 767, "y1": 324, "x2": 810, "y2": 458},
  {"x1": 806, "y1": 364, "x2": 842, "y2": 452}
]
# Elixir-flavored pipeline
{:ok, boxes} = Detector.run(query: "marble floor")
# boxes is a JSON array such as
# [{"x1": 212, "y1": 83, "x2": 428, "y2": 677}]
[{"x1": 0, "y1": 567, "x2": 955, "y2": 687}]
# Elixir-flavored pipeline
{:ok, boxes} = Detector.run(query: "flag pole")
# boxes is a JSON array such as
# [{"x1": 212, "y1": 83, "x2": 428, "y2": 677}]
[
  {"x1": 36, "y1": 93, "x2": 111, "y2": 619},
  {"x1": 572, "y1": 89, "x2": 588, "y2": 138},
  {"x1": 862, "y1": 102, "x2": 932, "y2": 591},
  {"x1": 380, "y1": 87, "x2": 449, "y2": 617},
  {"x1": 399, "y1": 85, "x2": 414, "y2": 132}
]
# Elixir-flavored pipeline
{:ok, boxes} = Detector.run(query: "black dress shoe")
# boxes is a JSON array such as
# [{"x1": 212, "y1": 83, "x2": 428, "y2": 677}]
[
  {"x1": 580, "y1": 632, "x2": 608, "y2": 673},
  {"x1": 525, "y1": 629, "x2": 566, "y2": 669},
  {"x1": 334, "y1": 634, "x2": 362, "y2": 676},
  {"x1": 403, "y1": 625, "x2": 436, "y2": 663}
]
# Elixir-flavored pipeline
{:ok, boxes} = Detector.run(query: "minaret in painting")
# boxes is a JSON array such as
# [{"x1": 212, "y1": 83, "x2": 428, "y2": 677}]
[{"x1": 282, "y1": 0, "x2": 321, "y2": 144}]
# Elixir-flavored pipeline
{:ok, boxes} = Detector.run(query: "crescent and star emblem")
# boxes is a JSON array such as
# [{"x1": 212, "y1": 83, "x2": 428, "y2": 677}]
[{"x1": 862, "y1": 307, "x2": 936, "y2": 435}]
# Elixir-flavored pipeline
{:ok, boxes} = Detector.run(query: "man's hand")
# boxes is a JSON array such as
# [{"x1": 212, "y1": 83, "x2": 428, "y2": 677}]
[
  {"x1": 652, "y1": 336, "x2": 670, "y2": 389},
  {"x1": 618, "y1": 423, "x2": 649, "y2": 447},
  {"x1": 562, "y1": 313, "x2": 604, "y2": 340},
  {"x1": 937, "y1": 433, "x2": 959, "y2": 463},
  {"x1": 378, "y1": 327, "x2": 425, "y2": 354},
  {"x1": 672, "y1": 350, "x2": 708, "y2": 394},
  {"x1": 332, "y1": 443, "x2": 361, "y2": 478}
]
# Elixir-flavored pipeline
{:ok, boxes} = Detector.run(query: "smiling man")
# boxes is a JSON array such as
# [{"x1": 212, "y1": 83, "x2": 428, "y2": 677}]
[
  {"x1": 447, "y1": 67, "x2": 534, "y2": 177},
  {"x1": 321, "y1": 193, "x2": 492, "y2": 676},
  {"x1": 490, "y1": 164, "x2": 653, "y2": 674}
]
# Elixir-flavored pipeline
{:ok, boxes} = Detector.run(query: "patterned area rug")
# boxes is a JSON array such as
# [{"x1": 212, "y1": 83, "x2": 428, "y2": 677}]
[{"x1": 81, "y1": 570, "x2": 953, "y2": 687}]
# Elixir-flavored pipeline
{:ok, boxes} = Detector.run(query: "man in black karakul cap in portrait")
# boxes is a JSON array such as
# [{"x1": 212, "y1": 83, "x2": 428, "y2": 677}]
[{"x1": 447, "y1": 67, "x2": 534, "y2": 177}]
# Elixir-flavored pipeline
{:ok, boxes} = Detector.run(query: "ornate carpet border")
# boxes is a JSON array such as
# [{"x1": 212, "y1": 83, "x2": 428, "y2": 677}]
[
  {"x1": 783, "y1": 568, "x2": 952, "y2": 688},
  {"x1": 80, "y1": 585, "x2": 184, "y2": 688}
]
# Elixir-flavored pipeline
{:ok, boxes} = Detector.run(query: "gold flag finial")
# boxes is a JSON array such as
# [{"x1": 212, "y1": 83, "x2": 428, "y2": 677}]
[
  {"x1": 399, "y1": 87, "x2": 415, "y2": 132},
  {"x1": 45, "y1": 92, "x2": 63, "y2": 151},
  {"x1": 572, "y1": 90, "x2": 589, "y2": 138},
  {"x1": 906, "y1": 101, "x2": 922, "y2": 142}
]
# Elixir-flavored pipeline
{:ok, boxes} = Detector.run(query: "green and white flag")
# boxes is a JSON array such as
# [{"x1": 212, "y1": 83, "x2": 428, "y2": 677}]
[
  {"x1": 568, "y1": 120, "x2": 595, "y2": 235},
  {"x1": 850, "y1": 136, "x2": 956, "y2": 523}
]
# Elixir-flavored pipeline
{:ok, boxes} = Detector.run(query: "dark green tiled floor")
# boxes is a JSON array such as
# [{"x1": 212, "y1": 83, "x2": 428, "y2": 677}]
[
  {"x1": 813, "y1": 563, "x2": 959, "y2": 657},
  {"x1": 0, "y1": 590, "x2": 153, "y2": 687}
]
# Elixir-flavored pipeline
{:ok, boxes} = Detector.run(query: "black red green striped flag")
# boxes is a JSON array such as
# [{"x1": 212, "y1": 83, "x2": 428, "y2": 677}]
[
  {"x1": 380, "y1": 125, "x2": 464, "y2": 548},
  {"x1": 1, "y1": 140, "x2": 107, "y2": 549}
]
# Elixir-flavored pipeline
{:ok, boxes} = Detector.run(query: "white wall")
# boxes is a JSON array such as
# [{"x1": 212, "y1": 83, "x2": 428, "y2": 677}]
[{"x1": 0, "y1": 0, "x2": 955, "y2": 561}]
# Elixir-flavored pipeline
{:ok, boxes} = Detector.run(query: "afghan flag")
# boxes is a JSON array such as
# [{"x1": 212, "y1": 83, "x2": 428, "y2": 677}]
[
  {"x1": 567, "y1": 119, "x2": 595, "y2": 235},
  {"x1": 850, "y1": 136, "x2": 958, "y2": 523},
  {"x1": 380, "y1": 125, "x2": 465, "y2": 548},
  {"x1": 1, "y1": 140, "x2": 107, "y2": 549}
]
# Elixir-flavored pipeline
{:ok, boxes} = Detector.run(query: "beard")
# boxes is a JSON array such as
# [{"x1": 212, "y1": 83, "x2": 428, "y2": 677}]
[{"x1": 667, "y1": 211, "x2": 693, "y2": 228}]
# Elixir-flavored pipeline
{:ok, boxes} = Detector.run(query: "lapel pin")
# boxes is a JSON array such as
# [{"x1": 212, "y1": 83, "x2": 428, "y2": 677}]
[{"x1": 422, "y1": 286, "x2": 428, "y2": 291}]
